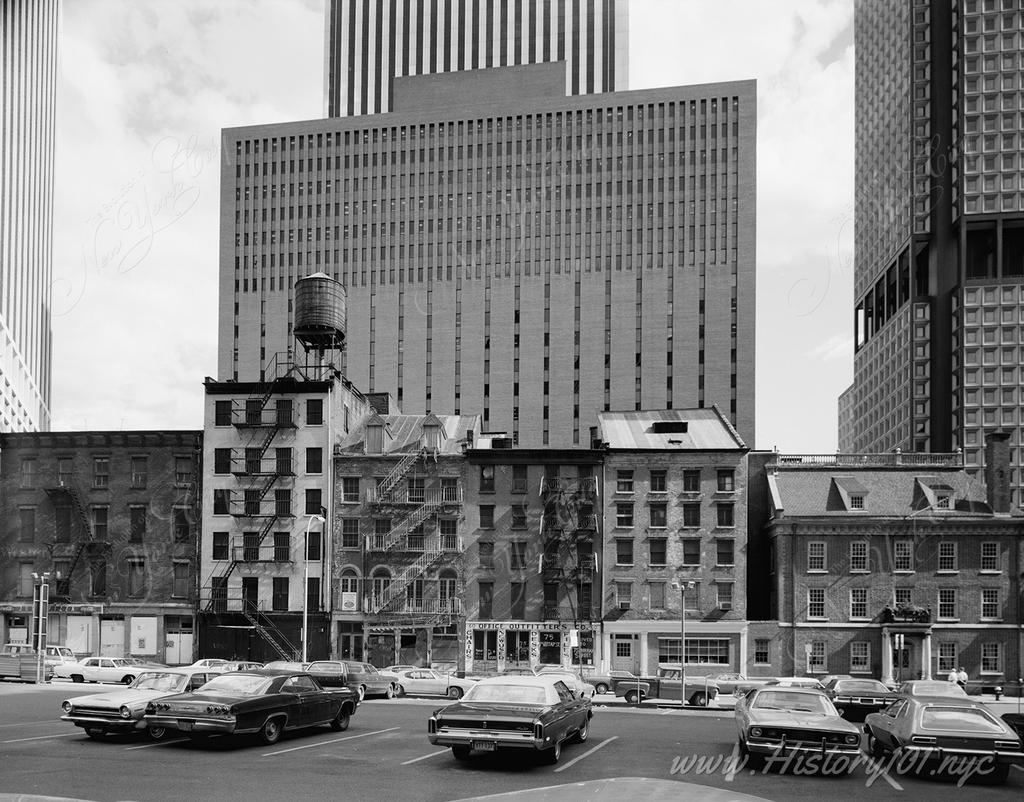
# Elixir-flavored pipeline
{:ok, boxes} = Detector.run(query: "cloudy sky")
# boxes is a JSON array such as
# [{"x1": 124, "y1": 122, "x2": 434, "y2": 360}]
[{"x1": 52, "y1": 0, "x2": 854, "y2": 452}]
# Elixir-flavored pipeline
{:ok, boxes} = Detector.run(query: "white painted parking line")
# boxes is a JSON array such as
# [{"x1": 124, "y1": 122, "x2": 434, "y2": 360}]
[
  {"x1": 1013, "y1": 764, "x2": 1024, "y2": 774},
  {"x1": 0, "y1": 720, "x2": 64, "y2": 729},
  {"x1": 401, "y1": 748, "x2": 451, "y2": 765},
  {"x1": 124, "y1": 738, "x2": 189, "y2": 750},
  {"x1": 0, "y1": 732, "x2": 77, "y2": 744},
  {"x1": 553, "y1": 736, "x2": 618, "y2": 773},
  {"x1": 262, "y1": 726, "x2": 400, "y2": 757}
]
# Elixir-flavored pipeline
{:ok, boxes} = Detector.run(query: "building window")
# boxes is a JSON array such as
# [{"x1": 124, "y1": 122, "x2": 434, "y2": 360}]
[
  {"x1": 341, "y1": 477, "x2": 360, "y2": 502},
  {"x1": 510, "y1": 541, "x2": 527, "y2": 570},
  {"x1": 306, "y1": 447, "x2": 323, "y2": 474},
  {"x1": 93, "y1": 457, "x2": 110, "y2": 488},
  {"x1": 981, "y1": 643, "x2": 1002, "y2": 673},
  {"x1": 616, "y1": 470, "x2": 634, "y2": 494},
  {"x1": 716, "y1": 582, "x2": 733, "y2": 610},
  {"x1": 274, "y1": 532, "x2": 290, "y2": 562},
  {"x1": 682, "y1": 503, "x2": 700, "y2": 528},
  {"x1": 479, "y1": 465, "x2": 495, "y2": 493},
  {"x1": 305, "y1": 530, "x2": 321, "y2": 561},
  {"x1": 716, "y1": 503, "x2": 734, "y2": 528},
  {"x1": 244, "y1": 447, "x2": 261, "y2": 475},
  {"x1": 473, "y1": 629, "x2": 497, "y2": 660},
  {"x1": 894, "y1": 587, "x2": 912, "y2": 607},
  {"x1": 615, "y1": 582, "x2": 632, "y2": 610},
  {"x1": 616, "y1": 539, "x2": 634, "y2": 566},
  {"x1": 274, "y1": 489, "x2": 291, "y2": 517},
  {"x1": 980, "y1": 542, "x2": 999, "y2": 571},
  {"x1": 807, "y1": 587, "x2": 826, "y2": 619},
  {"x1": 717, "y1": 469, "x2": 735, "y2": 492},
  {"x1": 849, "y1": 494, "x2": 865, "y2": 510},
  {"x1": 850, "y1": 642, "x2": 870, "y2": 671},
  {"x1": 128, "y1": 558, "x2": 146, "y2": 598},
  {"x1": 478, "y1": 582, "x2": 493, "y2": 619},
  {"x1": 212, "y1": 532, "x2": 229, "y2": 561},
  {"x1": 981, "y1": 588, "x2": 1000, "y2": 620},
  {"x1": 511, "y1": 505, "x2": 527, "y2": 529},
  {"x1": 173, "y1": 507, "x2": 190, "y2": 542},
  {"x1": 214, "y1": 449, "x2": 231, "y2": 474},
  {"x1": 272, "y1": 577, "x2": 289, "y2": 611},
  {"x1": 57, "y1": 457, "x2": 73, "y2": 486},
  {"x1": 406, "y1": 475, "x2": 425, "y2": 503},
  {"x1": 657, "y1": 638, "x2": 681, "y2": 663},
  {"x1": 893, "y1": 540, "x2": 914, "y2": 572},
  {"x1": 938, "y1": 542, "x2": 958, "y2": 572},
  {"x1": 754, "y1": 639, "x2": 770, "y2": 665},
  {"x1": 276, "y1": 448, "x2": 292, "y2": 475},
  {"x1": 372, "y1": 518, "x2": 391, "y2": 550},
  {"x1": 937, "y1": 643, "x2": 957, "y2": 673},
  {"x1": 213, "y1": 489, "x2": 231, "y2": 515},
  {"x1": 938, "y1": 588, "x2": 957, "y2": 620},
  {"x1": 649, "y1": 503, "x2": 667, "y2": 528},
  {"x1": 684, "y1": 638, "x2": 730, "y2": 664},
  {"x1": 807, "y1": 541, "x2": 826, "y2": 572},
  {"x1": 90, "y1": 560, "x2": 106, "y2": 596},
  {"x1": 510, "y1": 582, "x2": 527, "y2": 619},
  {"x1": 20, "y1": 457, "x2": 36, "y2": 489},
  {"x1": 850, "y1": 587, "x2": 868, "y2": 619},
  {"x1": 18, "y1": 507, "x2": 35, "y2": 543},
  {"x1": 478, "y1": 505, "x2": 495, "y2": 529},
  {"x1": 682, "y1": 538, "x2": 701, "y2": 565},
  {"x1": 341, "y1": 518, "x2": 359, "y2": 549},
  {"x1": 129, "y1": 506, "x2": 146, "y2": 542},
  {"x1": 306, "y1": 398, "x2": 324, "y2": 425},
  {"x1": 716, "y1": 539, "x2": 734, "y2": 566},
  {"x1": 175, "y1": 457, "x2": 193, "y2": 486},
  {"x1": 439, "y1": 519, "x2": 458, "y2": 551},
  {"x1": 275, "y1": 399, "x2": 293, "y2": 427},
  {"x1": 649, "y1": 538, "x2": 667, "y2": 566},
  {"x1": 478, "y1": 541, "x2": 494, "y2": 569},
  {"x1": 130, "y1": 456, "x2": 147, "y2": 488},
  {"x1": 305, "y1": 488, "x2": 322, "y2": 515},
  {"x1": 171, "y1": 561, "x2": 189, "y2": 598},
  {"x1": 214, "y1": 399, "x2": 232, "y2": 426},
  {"x1": 615, "y1": 639, "x2": 632, "y2": 659},
  {"x1": 242, "y1": 531, "x2": 258, "y2": 562},
  {"x1": 18, "y1": 563, "x2": 34, "y2": 597},
  {"x1": 92, "y1": 506, "x2": 108, "y2": 539},
  {"x1": 808, "y1": 641, "x2": 826, "y2": 672},
  {"x1": 650, "y1": 581, "x2": 666, "y2": 610},
  {"x1": 511, "y1": 464, "x2": 528, "y2": 494},
  {"x1": 682, "y1": 469, "x2": 700, "y2": 492},
  {"x1": 615, "y1": 503, "x2": 634, "y2": 528},
  {"x1": 650, "y1": 469, "x2": 667, "y2": 493},
  {"x1": 849, "y1": 541, "x2": 869, "y2": 572}
]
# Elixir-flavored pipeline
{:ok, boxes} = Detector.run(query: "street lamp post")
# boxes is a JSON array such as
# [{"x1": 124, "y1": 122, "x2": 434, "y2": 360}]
[
  {"x1": 31, "y1": 572, "x2": 50, "y2": 684},
  {"x1": 672, "y1": 580, "x2": 695, "y2": 707},
  {"x1": 302, "y1": 514, "x2": 326, "y2": 663}
]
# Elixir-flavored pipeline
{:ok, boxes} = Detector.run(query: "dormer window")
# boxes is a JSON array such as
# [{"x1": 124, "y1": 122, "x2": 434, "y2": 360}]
[
  {"x1": 366, "y1": 423, "x2": 384, "y2": 454},
  {"x1": 423, "y1": 423, "x2": 440, "y2": 450},
  {"x1": 849, "y1": 494, "x2": 865, "y2": 510},
  {"x1": 935, "y1": 493, "x2": 951, "y2": 509}
]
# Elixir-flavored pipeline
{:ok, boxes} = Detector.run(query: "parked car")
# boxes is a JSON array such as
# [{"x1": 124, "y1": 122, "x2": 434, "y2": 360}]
[
  {"x1": 305, "y1": 660, "x2": 395, "y2": 699},
  {"x1": 824, "y1": 678, "x2": 899, "y2": 722},
  {"x1": 262, "y1": 660, "x2": 308, "y2": 672},
  {"x1": 53, "y1": 657, "x2": 142, "y2": 685},
  {"x1": 735, "y1": 686, "x2": 862, "y2": 768},
  {"x1": 537, "y1": 668, "x2": 597, "y2": 700},
  {"x1": 428, "y1": 675, "x2": 592, "y2": 764},
  {"x1": 895, "y1": 679, "x2": 969, "y2": 699},
  {"x1": 392, "y1": 668, "x2": 477, "y2": 699},
  {"x1": 864, "y1": 697, "x2": 1024, "y2": 784},
  {"x1": 60, "y1": 668, "x2": 215, "y2": 740},
  {"x1": 689, "y1": 672, "x2": 775, "y2": 696},
  {"x1": 188, "y1": 659, "x2": 231, "y2": 673},
  {"x1": 221, "y1": 661, "x2": 264, "y2": 672},
  {"x1": 3, "y1": 643, "x2": 76, "y2": 668},
  {"x1": 613, "y1": 665, "x2": 719, "y2": 706},
  {"x1": 143, "y1": 669, "x2": 359, "y2": 745},
  {"x1": 383, "y1": 664, "x2": 418, "y2": 674},
  {"x1": 583, "y1": 669, "x2": 638, "y2": 695},
  {"x1": 763, "y1": 677, "x2": 827, "y2": 691}
]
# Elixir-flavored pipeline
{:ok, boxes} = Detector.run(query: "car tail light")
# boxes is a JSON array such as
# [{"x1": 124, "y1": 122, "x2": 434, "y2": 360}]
[
  {"x1": 995, "y1": 740, "x2": 1020, "y2": 750},
  {"x1": 534, "y1": 723, "x2": 544, "y2": 741},
  {"x1": 428, "y1": 717, "x2": 437, "y2": 734},
  {"x1": 911, "y1": 736, "x2": 936, "y2": 746}
]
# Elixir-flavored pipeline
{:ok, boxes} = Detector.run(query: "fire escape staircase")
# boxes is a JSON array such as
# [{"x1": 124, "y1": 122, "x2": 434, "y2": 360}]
[
  {"x1": 44, "y1": 485, "x2": 101, "y2": 596},
  {"x1": 377, "y1": 496, "x2": 446, "y2": 551},
  {"x1": 374, "y1": 447, "x2": 426, "y2": 502},
  {"x1": 241, "y1": 602, "x2": 299, "y2": 661}
]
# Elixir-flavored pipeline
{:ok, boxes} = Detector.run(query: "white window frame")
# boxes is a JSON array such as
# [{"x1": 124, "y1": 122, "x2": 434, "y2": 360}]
[
  {"x1": 981, "y1": 643, "x2": 1002, "y2": 674},
  {"x1": 980, "y1": 541, "x2": 999, "y2": 572},
  {"x1": 981, "y1": 588, "x2": 1000, "y2": 620},
  {"x1": 807, "y1": 541, "x2": 826, "y2": 572},
  {"x1": 716, "y1": 582, "x2": 733, "y2": 611},
  {"x1": 938, "y1": 541, "x2": 958, "y2": 572},
  {"x1": 849, "y1": 541, "x2": 869, "y2": 573},
  {"x1": 807, "y1": 587, "x2": 826, "y2": 619},
  {"x1": 937, "y1": 588, "x2": 957, "y2": 620},
  {"x1": 893, "y1": 539, "x2": 914, "y2": 572},
  {"x1": 937, "y1": 643, "x2": 957, "y2": 673},
  {"x1": 808, "y1": 641, "x2": 826, "y2": 673},
  {"x1": 850, "y1": 641, "x2": 870, "y2": 672},
  {"x1": 615, "y1": 582, "x2": 632, "y2": 610},
  {"x1": 754, "y1": 639, "x2": 770, "y2": 665},
  {"x1": 849, "y1": 587, "x2": 868, "y2": 619}
]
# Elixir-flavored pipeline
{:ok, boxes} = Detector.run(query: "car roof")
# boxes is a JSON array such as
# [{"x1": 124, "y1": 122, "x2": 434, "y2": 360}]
[
  {"x1": 755, "y1": 686, "x2": 827, "y2": 696},
  {"x1": 474, "y1": 675, "x2": 564, "y2": 687}
]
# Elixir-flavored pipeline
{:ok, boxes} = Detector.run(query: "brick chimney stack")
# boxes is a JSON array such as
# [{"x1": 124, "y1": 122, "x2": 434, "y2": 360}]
[{"x1": 984, "y1": 431, "x2": 1012, "y2": 514}]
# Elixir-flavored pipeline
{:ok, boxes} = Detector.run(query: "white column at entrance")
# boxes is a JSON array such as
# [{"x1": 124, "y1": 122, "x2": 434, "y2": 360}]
[
  {"x1": 881, "y1": 627, "x2": 894, "y2": 686},
  {"x1": 738, "y1": 626, "x2": 748, "y2": 673},
  {"x1": 921, "y1": 633, "x2": 932, "y2": 680}
]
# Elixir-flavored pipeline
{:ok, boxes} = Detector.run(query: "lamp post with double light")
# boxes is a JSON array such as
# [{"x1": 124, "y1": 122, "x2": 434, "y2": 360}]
[
  {"x1": 671, "y1": 579, "x2": 695, "y2": 707},
  {"x1": 31, "y1": 572, "x2": 50, "y2": 684},
  {"x1": 302, "y1": 514, "x2": 326, "y2": 663}
]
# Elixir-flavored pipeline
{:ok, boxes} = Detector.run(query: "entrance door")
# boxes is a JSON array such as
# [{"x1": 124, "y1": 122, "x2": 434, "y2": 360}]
[
  {"x1": 165, "y1": 632, "x2": 194, "y2": 665},
  {"x1": 338, "y1": 629, "x2": 363, "y2": 660},
  {"x1": 893, "y1": 639, "x2": 917, "y2": 683},
  {"x1": 611, "y1": 635, "x2": 638, "y2": 672},
  {"x1": 99, "y1": 620, "x2": 124, "y2": 657}
]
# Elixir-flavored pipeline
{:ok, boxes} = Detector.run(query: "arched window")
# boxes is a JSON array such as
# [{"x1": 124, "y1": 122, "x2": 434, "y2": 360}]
[
  {"x1": 371, "y1": 567, "x2": 391, "y2": 609},
  {"x1": 438, "y1": 569, "x2": 458, "y2": 613}
]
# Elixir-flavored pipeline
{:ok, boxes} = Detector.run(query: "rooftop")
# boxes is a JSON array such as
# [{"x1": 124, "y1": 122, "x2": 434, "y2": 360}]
[{"x1": 598, "y1": 407, "x2": 747, "y2": 451}]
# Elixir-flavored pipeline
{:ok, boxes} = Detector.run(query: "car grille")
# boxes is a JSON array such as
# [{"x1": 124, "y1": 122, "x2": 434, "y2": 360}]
[
  {"x1": 757, "y1": 728, "x2": 851, "y2": 745},
  {"x1": 71, "y1": 707, "x2": 122, "y2": 719},
  {"x1": 440, "y1": 719, "x2": 533, "y2": 732}
]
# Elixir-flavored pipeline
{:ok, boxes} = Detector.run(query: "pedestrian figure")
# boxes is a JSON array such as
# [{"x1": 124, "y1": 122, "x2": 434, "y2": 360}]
[
  {"x1": 957, "y1": 666, "x2": 968, "y2": 689},
  {"x1": 947, "y1": 668, "x2": 957, "y2": 683}
]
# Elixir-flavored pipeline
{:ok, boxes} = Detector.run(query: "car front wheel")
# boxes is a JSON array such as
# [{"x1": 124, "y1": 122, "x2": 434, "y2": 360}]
[
  {"x1": 447, "y1": 686, "x2": 463, "y2": 700},
  {"x1": 259, "y1": 716, "x2": 284, "y2": 745},
  {"x1": 70, "y1": 674, "x2": 84, "y2": 683},
  {"x1": 594, "y1": 683, "x2": 609, "y2": 695},
  {"x1": 689, "y1": 692, "x2": 708, "y2": 707},
  {"x1": 121, "y1": 675, "x2": 135, "y2": 685},
  {"x1": 385, "y1": 683, "x2": 395, "y2": 699},
  {"x1": 574, "y1": 718, "x2": 589, "y2": 743},
  {"x1": 625, "y1": 690, "x2": 642, "y2": 704},
  {"x1": 395, "y1": 684, "x2": 406, "y2": 697}
]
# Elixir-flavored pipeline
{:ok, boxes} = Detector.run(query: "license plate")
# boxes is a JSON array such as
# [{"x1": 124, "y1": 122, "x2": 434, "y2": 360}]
[
  {"x1": 178, "y1": 721, "x2": 194, "y2": 732},
  {"x1": 472, "y1": 740, "x2": 496, "y2": 752}
]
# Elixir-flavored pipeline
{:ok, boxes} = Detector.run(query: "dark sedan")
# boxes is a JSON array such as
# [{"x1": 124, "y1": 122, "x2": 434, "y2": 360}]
[
  {"x1": 428, "y1": 675, "x2": 592, "y2": 764},
  {"x1": 143, "y1": 669, "x2": 358, "y2": 745},
  {"x1": 824, "y1": 678, "x2": 898, "y2": 721}
]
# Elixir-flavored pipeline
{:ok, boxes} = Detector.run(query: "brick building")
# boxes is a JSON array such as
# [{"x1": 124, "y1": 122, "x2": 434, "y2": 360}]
[
  {"x1": 0, "y1": 431, "x2": 201, "y2": 664},
  {"x1": 331, "y1": 409, "x2": 477, "y2": 668},
  {"x1": 763, "y1": 435, "x2": 1023, "y2": 686},
  {"x1": 595, "y1": 407, "x2": 750, "y2": 676}
]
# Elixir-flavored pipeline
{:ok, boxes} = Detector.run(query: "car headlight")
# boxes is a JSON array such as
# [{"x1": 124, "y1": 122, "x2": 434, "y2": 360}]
[
  {"x1": 61, "y1": 701, "x2": 73, "y2": 714},
  {"x1": 119, "y1": 706, "x2": 132, "y2": 719},
  {"x1": 845, "y1": 734, "x2": 860, "y2": 744},
  {"x1": 749, "y1": 727, "x2": 763, "y2": 737}
]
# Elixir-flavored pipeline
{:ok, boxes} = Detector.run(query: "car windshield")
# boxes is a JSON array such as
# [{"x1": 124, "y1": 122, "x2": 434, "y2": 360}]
[
  {"x1": 907, "y1": 682, "x2": 966, "y2": 697},
  {"x1": 307, "y1": 662, "x2": 342, "y2": 672},
  {"x1": 195, "y1": 674, "x2": 271, "y2": 696},
  {"x1": 754, "y1": 691, "x2": 834, "y2": 714},
  {"x1": 921, "y1": 706, "x2": 1006, "y2": 733},
  {"x1": 132, "y1": 672, "x2": 188, "y2": 692},
  {"x1": 836, "y1": 680, "x2": 889, "y2": 693},
  {"x1": 464, "y1": 684, "x2": 549, "y2": 704}
]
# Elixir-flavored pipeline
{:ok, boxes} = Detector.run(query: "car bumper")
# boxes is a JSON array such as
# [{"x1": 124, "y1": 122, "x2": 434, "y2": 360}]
[
  {"x1": 898, "y1": 745, "x2": 1024, "y2": 764},
  {"x1": 61, "y1": 714, "x2": 143, "y2": 732},
  {"x1": 143, "y1": 715, "x2": 239, "y2": 735},
  {"x1": 745, "y1": 738, "x2": 861, "y2": 758},
  {"x1": 429, "y1": 729, "x2": 545, "y2": 751}
]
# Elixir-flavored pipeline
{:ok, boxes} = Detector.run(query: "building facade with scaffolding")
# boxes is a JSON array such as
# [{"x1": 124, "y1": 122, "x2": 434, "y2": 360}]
[
  {"x1": 0, "y1": 431, "x2": 201, "y2": 663},
  {"x1": 331, "y1": 409, "x2": 477, "y2": 669}
]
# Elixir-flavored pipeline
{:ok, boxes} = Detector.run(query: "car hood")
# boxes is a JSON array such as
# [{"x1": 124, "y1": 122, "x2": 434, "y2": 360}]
[
  {"x1": 438, "y1": 702, "x2": 550, "y2": 720},
  {"x1": 68, "y1": 687, "x2": 173, "y2": 708},
  {"x1": 747, "y1": 710, "x2": 859, "y2": 732}
]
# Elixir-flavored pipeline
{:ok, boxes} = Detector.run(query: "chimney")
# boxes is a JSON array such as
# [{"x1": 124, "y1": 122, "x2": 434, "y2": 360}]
[{"x1": 984, "y1": 431, "x2": 1012, "y2": 513}]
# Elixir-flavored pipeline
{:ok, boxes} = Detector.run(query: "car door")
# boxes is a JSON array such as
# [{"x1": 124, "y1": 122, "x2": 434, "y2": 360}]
[
  {"x1": 871, "y1": 700, "x2": 906, "y2": 750},
  {"x1": 90, "y1": 659, "x2": 113, "y2": 681},
  {"x1": 280, "y1": 675, "x2": 315, "y2": 727},
  {"x1": 551, "y1": 681, "x2": 580, "y2": 739},
  {"x1": 421, "y1": 670, "x2": 447, "y2": 695},
  {"x1": 362, "y1": 664, "x2": 386, "y2": 694}
]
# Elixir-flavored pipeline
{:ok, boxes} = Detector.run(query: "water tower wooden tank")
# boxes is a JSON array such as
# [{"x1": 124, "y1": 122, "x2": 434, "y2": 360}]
[{"x1": 293, "y1": 272, "x2": 346, "y2": 355}]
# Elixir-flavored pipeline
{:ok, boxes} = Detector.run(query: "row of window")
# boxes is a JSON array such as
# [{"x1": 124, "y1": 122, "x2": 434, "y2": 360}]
[
  {"x1": 615, "y1": 501, "x2": 735, "y2": 528},
  {"x1": 338, "y1": 475, "x2": 459, "y2": 501},
  {"x1": 16, "y1": 559, "x2": 191, "y2": 599},
  {"x1": 18, "y1": 455, "x2": 193, "y2": 490},
  {"x1": 212, "y1": 397, "x2": 323, "y2": 426},
  {"x1": 209, "y1": 575, "x2": 320, "y2": 613},
  {"x1": 613, "y1": 580, "x2": 734, "y2": 611},
  {"x1": 211, "y1": 488, "x2": 324, "y2": 517},
  {"x1": 17, "y1": 505, "x2": 192, "y2": 543},
  {"x1": 614, "y1": 468, "x2": 736, "y2": 494},
  {"x1": 804, "y1": 540, "x2": 1004, "y2": 573},
  {"x1": 613, "y1": 537, "x2": 735, "y2": 567},
  {"x1": 213, "y1": 446, "x2": 324, "y2": 475},
  {"x1": 612, "y1": 637, "x2": 733, "y2": 664},
  {"x1": 474, "y1": 580, "x2": 593, "y2": 621},
  {"x1": 806, "y1": 587, "x2": 1004, "y2": 621},
  {"x1": 802, "y1": 640, "x2": 1005, "y2": 675}
]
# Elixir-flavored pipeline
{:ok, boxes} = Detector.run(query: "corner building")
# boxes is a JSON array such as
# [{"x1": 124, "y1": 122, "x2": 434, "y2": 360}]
[{"x1": 218, "y1": 64, "x2": 757, "y2": 448}]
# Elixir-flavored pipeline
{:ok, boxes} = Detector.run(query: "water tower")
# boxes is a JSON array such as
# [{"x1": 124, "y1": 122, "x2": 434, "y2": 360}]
[{"x1": 293, "y1": 272, "x2": 346, "y2": 365}]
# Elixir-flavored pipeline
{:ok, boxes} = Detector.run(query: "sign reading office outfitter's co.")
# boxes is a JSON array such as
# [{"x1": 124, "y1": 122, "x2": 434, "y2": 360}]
[{"x1": 468, "y1": 622, "x2": 595, "y2": 632}]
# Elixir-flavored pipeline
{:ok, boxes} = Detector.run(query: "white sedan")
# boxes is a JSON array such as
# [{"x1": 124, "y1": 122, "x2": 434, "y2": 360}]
[
  {"x1": 53, "y1": 657, "x2": 142, "y2": 685},
  {"x1": 393, "y1": 668, "x2": 477, "y2": 699},
  {"x1": 537, "y1": 669, "x2": 597, "y2": 699},
  {"x1": 188, "y1": 658, "x2": 231, "y2": 673}
]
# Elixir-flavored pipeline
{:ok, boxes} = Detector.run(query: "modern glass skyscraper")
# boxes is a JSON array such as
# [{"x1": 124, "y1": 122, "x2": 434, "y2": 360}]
[
  {"x1": 324, "y1": 0, "x2": 629, "y2": 116},
  {"x1": 1, "y1": 0, "x2": 58, "y2": 432},
  {"x1": 842, "y1": 0, "x2": 1024, "y2": 501}
]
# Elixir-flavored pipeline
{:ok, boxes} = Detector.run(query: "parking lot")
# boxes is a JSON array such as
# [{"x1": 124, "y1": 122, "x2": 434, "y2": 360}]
[{"x1": 1, "y1": 681, "x2": 1022, "y2": 802}]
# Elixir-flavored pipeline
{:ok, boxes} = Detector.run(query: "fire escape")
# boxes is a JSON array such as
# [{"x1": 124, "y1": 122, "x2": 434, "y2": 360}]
[
  {"x1": 44, "y1": 481, "x2": 108, "y2": 601},
  {"x1": 203, "y1": 364, "x2": 300, "y2": 661},
  {"x1": 539, "y1": 475, "x2": 600, "y2": 623},
  {"x1": 364, "y1": 449, "x2": 464, "y2": 629}
]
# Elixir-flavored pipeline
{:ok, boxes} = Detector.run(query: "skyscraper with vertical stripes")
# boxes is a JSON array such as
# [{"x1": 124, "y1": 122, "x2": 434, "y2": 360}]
[
  {"x1": 324, "y1": 0, "x2": 629, "y2": 117},
  {"x1": 1, "y1": 0, "x2": 58, "y2": 433}
]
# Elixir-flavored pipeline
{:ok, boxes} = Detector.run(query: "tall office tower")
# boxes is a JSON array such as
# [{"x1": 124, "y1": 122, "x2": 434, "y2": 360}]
[
  {"x1": 842, "y1": 0, "x2": 1024, "y2": 501},
  {"x1": 0, "y1": 0, "x2": 58, "y2": 433},
  {"x1": 219, "y1": 64, "x2": 756, "y2": 448},
  {"x1": 324, "y1": 0, "x2": 629, "y2": 116}
]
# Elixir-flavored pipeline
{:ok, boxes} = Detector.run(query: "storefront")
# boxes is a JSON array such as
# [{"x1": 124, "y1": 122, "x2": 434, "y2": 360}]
[{"x1": 464, "y1": 621, "x2": 595, "y2": 674}]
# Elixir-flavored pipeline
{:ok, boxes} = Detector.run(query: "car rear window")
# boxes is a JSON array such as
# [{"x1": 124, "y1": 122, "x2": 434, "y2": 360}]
[
  {"x1": 837, "y1": 681, "x2": 888, "y2": 693},
  {"x1": 465, "y1": 684, "x2": 548, "y2": 704},
  {"x1": 921, "y1": 707, "x2": 1005, "y2": 732}
]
